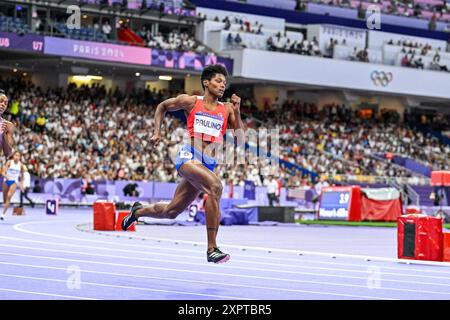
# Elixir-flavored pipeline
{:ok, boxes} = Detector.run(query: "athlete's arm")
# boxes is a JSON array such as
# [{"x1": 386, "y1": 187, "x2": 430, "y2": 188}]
[
  {"x1": 2, "y1": 160, "x2": 10, "y2": 177},
  {"x1": 226, "y1": 94, "x2": 245, "y2": 141},
  {"x1": 2, "y1": 121, "x2": 14, "y2": 158},
  {"x1": 150, "y1": 94, "x2": 196, "y2": 147},
  {"x1": 227, "y1": 94, "x2": 244, "y2": 130}
]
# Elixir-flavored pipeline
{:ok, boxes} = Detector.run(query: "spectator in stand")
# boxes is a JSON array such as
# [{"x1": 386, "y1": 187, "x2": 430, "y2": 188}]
[
  {"x1": 356, "y1": 48, "x2": 369, "y2": 62},
  {"x1": 414, "y1": 57, "x2": 424, "y2": 69},
  {"x1": 357, "y1": 1, "x2": 365, "y2": 19},
  {"x1": 138, "y1": 25, "x2": 148, "y2": 39},
  {"x1": 256, "y1": 25, "x2": 263, "y2": 35},
  {"x1": 20, "y1": 166, "x2": 34, "y2": 208},
  {"x1": 401, "y1": 54, "x2": 409, "y2": 67},
  {"x1": 35, "y1": 112, "x2": 46, "y2": 133},
  {"x1": 102, "y1": 20, "x2": 112, "y2": 38},
  {"x1": 349, "y1": 47, "x2": 358, "y2": 61},
  {"x1": 325, "y1": 38, "x2": 335, "y2": 58},
  {"x1": 244, "y1": 20, "x2": 251, "y2": 33},
  {"x1": 32, "y1": 180, "x2": 42, "y2": 193},
  {"x1": 235, "y1": 33, "x2": 243, "y2": 47},
  {"x1": 123, "y1": 182, "x2": 139, "y2": 197},
  {"x1": 227, "y1": 33, "x2": 234, "y2": 48},
  {"x1": 428, "y1": 13, "x2": 437, "y2": 31},
  {"x1": 224, "y1": 19, "x2": 231, "y2": 31},
  {"x1": 267, "y1": 36, "x2": 276, "y2": 51},
  {"x1": 413, "y1": 4, "x2": 422, "y2": 17},
  {"x1": 264, "y1": 175, "x2": 279, "y2": 206}
]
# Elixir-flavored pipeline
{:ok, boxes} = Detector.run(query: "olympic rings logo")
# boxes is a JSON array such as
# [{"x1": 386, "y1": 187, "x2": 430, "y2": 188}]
[{"x1": 370, "y1": 71, "x2": 393, "y2": 87}]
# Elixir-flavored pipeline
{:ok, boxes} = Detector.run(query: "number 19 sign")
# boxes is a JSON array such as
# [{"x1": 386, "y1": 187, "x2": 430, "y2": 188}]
[{"x1": 318, "y1": 186, "x2": 362, "y2": 221}]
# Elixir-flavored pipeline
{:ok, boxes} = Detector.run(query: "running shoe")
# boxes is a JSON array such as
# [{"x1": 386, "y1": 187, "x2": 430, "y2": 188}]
[
  {"x1": 121, "y1": 201, "x2": 142, "y2": 231},
  {"x1": 207, "y1": 247, "x2": 230, "y2": 264}
]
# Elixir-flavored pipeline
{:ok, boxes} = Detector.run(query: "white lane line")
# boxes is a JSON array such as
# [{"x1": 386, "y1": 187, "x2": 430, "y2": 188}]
[
  {"x1": 0, "y1": 273, "x2": 250, "y2": 300},
  {"x1": 0, "y1": 288, "x2": 98, "y2": 300},
  {"x1": 0, "y1": 251, "x2": 446, "y2": 298},
  {"x1": 2, "y1": 235, "x2": 449, "y2": 277},
  {"x1": 2, "y1": 242, "x2": 450, "y2": 287},
  {"x1": 6, "y1": 241, "x2": 450, "y2": 287},
  {"x1": 0, "y1": 261, "x2": 394, "y2": 300},
  {"x1": 0, "y1": 236, "x2": 448, "y2": 281},
  {"x1": 14, "y1": 220, "x2": 450, "y2": 268}
]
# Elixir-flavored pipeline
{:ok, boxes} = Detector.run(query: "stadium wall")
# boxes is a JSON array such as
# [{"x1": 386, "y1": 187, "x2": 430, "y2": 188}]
[{"x1": 225, "y1": 48, "x2": 450, "y2": 100}]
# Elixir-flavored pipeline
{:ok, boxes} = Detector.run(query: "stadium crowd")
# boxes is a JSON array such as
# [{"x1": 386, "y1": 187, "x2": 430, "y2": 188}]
[
  {"x1": 305, "y1": 0, "x2": 450, "y2": 24},
  {"x1": 0, "y1": 77, "x2": 448, "y2": 189},
  {"x1": 244, "y1": 95, "x2": 450, "y2": 177},
  {"x1": 137, "y1": 29, "x2": 209, "y2": 54}
]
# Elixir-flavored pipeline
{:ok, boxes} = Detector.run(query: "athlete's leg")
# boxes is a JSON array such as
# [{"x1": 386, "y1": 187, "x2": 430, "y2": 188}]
[
  {"x1": 178, "y1": 161, "x2": 223, "y2": 252},
  {"x1": 20, "y1": 188, "x2": 24, "y2": 207},
  {"x1": 24, "y1": 188, "x2": 34, "y2": 207},
  {"x1": 2, "y1": 183, "x2": 16, "y2": 217},
  {"x1": 135, "y1": 178, "x2": 200, "y2": 219},
  {"x1": 2, "y1": 182, "x2": 10, "y2": 218},
  {"x1": 2, "y1": 182, "x2": 8, "y2": 204}
]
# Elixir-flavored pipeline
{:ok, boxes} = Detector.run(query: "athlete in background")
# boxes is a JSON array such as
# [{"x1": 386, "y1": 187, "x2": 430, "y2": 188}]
[{"x1": 1, "y1": 151, "x2": 25, "y2": 220}]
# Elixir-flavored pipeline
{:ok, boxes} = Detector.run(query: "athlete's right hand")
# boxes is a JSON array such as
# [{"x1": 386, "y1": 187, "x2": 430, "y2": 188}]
[
  {"x1": 1, "y1": 121, "x2": 14, "y2": 135},
  {"x1": 150, "y1": 133, "x2": 161, "y2": 147}
]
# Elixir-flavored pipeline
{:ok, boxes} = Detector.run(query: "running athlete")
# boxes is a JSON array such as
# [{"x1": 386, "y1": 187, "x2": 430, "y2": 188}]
[
  {"x1": 1, "y1": 151, "x2": 25, "y2": 220},
  {"x1": 122, "y1": 64, "x2": 244, "y2": 263},
  {"x1": 0, "y1": 89, "x2": 15, "y2": 158}
]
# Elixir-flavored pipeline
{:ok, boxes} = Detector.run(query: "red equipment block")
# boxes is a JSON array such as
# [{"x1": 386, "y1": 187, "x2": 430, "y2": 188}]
[
  {"x1": 93, "y1": 201, "x2": 116, "y2": 231},
  {"x1": 443, "y1": 233, "x2": 450, "y2": 262},
  {"x1": 115, "y1": 211, "x2": 136, "y2": 232},
  {"x1": 398, "y1": 214, "x2": 443, "y2": 261},
  {"x1": 405, "y1": 206, "x2": 421, "y2": 215},
  {"x1": 431, "y1": 171, "x2": 450, "y2": 186}
]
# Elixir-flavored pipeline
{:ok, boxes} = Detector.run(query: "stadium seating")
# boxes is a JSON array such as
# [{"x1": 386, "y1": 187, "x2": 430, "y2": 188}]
[
  {"x1": 53, "y1": 22, "x2": 108, "y2": 42},
  {"x1": 0, "y1": 16, "x2": 29, "y2": 34}
]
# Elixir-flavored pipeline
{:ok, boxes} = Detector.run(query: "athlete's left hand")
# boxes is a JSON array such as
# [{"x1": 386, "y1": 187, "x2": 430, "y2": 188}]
[
  {"x1": 230, "y1": 94, "x2": 241, "y2": 113},
  {"x1": 1, "y1": 121, "x2": 14, "y2": 134},
  {"x1": 0, "y1": 121, "x2": 7, "y2": 134}
]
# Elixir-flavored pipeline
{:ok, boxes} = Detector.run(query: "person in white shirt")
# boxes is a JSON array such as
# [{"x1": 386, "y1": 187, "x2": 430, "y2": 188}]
[
  {"x1": 264, "y1": 175, "x2": 279, "y2": 206},
  {"x1": 102, "y1": 20, "x2": 112, "y2": 38},
  {"x1": 20, "y1": 167, "x2": 34, "y2": 208},
  {"x1": 314, "y1": 177, "x2": 329, "y2": 196}
]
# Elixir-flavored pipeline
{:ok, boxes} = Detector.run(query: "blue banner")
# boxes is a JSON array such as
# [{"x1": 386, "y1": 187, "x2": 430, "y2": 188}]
[{"x1": 244, "y1": 180, "x2": 256, "y2": 200}]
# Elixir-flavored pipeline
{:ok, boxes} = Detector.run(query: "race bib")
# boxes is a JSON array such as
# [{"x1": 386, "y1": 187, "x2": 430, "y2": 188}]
[
  {"x1": 179, "y1": 151, "x2": 193, "y2": 160},
  {"x1": 193, "y1": 112, "x2": 223, "y2": 137}
]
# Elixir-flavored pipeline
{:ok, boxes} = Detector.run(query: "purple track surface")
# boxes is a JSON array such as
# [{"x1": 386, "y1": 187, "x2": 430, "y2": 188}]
[{"x1": 0, "y1": 208, "x2": 450, "y2": 300}]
